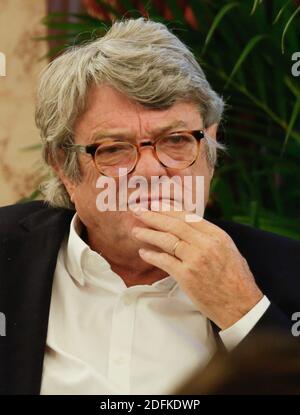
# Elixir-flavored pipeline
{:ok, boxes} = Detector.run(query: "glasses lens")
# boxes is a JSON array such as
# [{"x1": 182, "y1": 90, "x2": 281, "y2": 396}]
[
  {"x1": 157, "y1": 133, "x2": 198, "y2": 168},
  {"x1": 95, "y1": 142, "x2": 136, "y2": 176}
]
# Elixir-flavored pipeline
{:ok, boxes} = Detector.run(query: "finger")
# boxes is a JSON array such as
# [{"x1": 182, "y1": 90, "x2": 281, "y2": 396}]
[
  {"x1": 138, "y1": 248, "x2": 184, "y2": 276},
  {"x1": 154, "y1": 205, "x2": 225, "y2": 238},
  {"x1": 133, "y1": 209, "x2": 201, "y2": 244},
  {"x1": 133, "y1": 209, "x2": 217, "y2": 248},
  {"x1": 132, "y1": 226, "x2": 193, "y2": 259}
]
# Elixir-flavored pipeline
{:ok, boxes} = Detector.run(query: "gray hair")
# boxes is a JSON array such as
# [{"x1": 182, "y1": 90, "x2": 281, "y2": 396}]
[{"x1": 35, "y1": 17, "x2": 225, "y2": 209}]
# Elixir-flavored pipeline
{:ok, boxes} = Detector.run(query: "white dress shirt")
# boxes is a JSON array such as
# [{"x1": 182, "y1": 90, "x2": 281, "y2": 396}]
[{"x1": 40, "y1": 214, "x2": 270, "y2": 395}]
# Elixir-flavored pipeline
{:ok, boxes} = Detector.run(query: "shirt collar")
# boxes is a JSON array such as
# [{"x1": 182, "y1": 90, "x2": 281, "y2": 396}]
[
  {"x1": 65, "y1": 213, "x2": 178, "y2": 293},
  {"x1": 65, "y1": 213, "x2": 107, "y2": 286}
]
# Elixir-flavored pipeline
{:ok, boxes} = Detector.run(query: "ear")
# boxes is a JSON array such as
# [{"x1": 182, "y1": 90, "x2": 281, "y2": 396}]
[
  {"x1": 205, "y1": 123, "x2": 218, "y2": 140},
  {"x1": 204, "y1": 123, "x2": 218, "y2": 178},
  {"x1": 52, "y1": 160, "x2": 77, "y2": 203}
]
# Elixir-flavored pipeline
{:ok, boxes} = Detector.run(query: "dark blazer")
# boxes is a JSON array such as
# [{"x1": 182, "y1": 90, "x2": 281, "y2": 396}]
[{"x1": 0, "y1": 201, "x2": 299, "y2": 394}]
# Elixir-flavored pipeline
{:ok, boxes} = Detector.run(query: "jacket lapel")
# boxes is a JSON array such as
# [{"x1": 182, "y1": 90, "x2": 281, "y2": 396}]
[{"x1": 3, "y1": 206, "x2": 74, "y2": 394}]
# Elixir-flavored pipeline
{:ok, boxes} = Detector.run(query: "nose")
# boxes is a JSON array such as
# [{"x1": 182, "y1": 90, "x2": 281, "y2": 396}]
[{"x1": 133, "y1": 145, "x2": 167, "y2": 178}]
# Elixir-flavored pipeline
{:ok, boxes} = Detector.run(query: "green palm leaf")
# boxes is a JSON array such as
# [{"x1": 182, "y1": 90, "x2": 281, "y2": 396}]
[
  {"x1": 281, "y1": 5, "x2": 300, "y2": 53},
  {"x1": 202, "y1": 2, "x2": 240, "y2": 55},
  {"x1": 225, "y1": 34, "x2": 267, "y2": 88},
  {"x1": 281, "y1": 94, "x2": 300, "y2": 156}
]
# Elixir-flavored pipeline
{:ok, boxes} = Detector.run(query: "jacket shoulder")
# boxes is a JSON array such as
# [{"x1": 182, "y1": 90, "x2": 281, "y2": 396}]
[
  {"x1": 214, "y1": 218, "x2": 300, "y2": 255},
  {"x1": 0, "y1": 200, "x2": 50, "y2": 214},
  {"x1": 0, "y1": 200, "x2": 47, "y2": 218},
  {"x1": 0, "y1": 201, "x2": 73, "y2": 235},
  {"x1": 0, "y1": 201, "x2": 48, "y2": 229},
  {"x1": 213, "y1": 218, "x2": 300, "y2": 305}
]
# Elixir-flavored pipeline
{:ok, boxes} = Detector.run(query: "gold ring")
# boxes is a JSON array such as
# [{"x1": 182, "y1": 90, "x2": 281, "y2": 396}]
[{"x1": 171, "y1": 239, "x2": 181, "y2": 257}]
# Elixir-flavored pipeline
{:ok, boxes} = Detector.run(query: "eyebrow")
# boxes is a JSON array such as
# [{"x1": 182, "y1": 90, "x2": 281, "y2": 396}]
[{"x1": 90, "y1": 120, "x2": 189, "y2": 143}]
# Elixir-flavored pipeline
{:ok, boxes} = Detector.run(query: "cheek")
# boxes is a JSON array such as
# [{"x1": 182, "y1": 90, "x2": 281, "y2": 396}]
[
  {"x1": 193, "y1": 149, "x2": 212, "y2": 180},
  {"x1": 81, "y1": 158, "x2": 99, "y2": 184},
  {"x1": 188, "y1": 153, "x2": 213, "y2": 204},
  {"x1": 73, "y1": 163, "x2": 100, "y2": 205}
]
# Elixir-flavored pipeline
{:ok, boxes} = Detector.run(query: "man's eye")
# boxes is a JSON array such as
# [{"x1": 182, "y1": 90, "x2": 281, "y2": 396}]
[
  {"x1": 165, "y1": 135, "x2": 189, "y2": 145},
  {"x1": 100, "y1": 145, "x2": 124, "y2": 154},
  {"x1": 169, "y1": 135, "x2": 184, "y2": 143},
  {"x1": 106, "y1": 146, "x2": 120, "y2": 153}
]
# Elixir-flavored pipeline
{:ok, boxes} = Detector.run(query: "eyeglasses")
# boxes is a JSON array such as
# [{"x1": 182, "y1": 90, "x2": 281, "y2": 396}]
[{"x1": 67, "y1": 129, "x2": 205, "y2": 177}]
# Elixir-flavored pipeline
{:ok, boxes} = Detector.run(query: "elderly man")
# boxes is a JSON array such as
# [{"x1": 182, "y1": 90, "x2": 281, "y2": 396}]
[{"x1": 0, "y1": 18, "x2": 299, "y2": 395}]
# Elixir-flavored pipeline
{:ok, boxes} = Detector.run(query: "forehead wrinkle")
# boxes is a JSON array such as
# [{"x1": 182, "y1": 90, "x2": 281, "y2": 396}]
[
  {"x1": 85, "y1": 99, "x2": 201, "y2": 144},
  {"x1": 90, "y1": 120, "x2": 190, "y2": 143}
]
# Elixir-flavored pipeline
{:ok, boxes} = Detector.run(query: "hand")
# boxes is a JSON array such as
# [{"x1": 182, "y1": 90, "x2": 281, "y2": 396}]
[{"x1": 132, "y1": 209, "x2": 263, "y2": 330}]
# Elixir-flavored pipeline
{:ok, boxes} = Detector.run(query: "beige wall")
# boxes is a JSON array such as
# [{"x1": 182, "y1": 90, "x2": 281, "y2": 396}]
[{"x1": 0, "y1": 0, "x2": 47, "y2": 206}]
